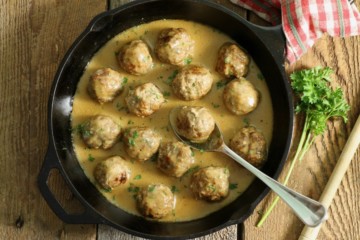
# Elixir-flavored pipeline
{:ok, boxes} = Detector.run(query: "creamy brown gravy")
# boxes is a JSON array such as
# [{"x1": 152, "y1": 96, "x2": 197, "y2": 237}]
[{"x1": 71, "y1": 19, "x2": 273, "y2": 222}]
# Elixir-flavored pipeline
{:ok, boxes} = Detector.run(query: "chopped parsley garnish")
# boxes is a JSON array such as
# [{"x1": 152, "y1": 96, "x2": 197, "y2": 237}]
[
  {"x1": 88, "y1": 154, "x2": 95, "y2": 162},
  {"x1": 102, "y1": 188, "x2": 112, "y2": 193},
  {"x1": 163, "y1": 91, "x2": 171, "y2": 97},
  {"x1": 229, "y1": 183, "x2": 238, "y2": 190},
  {"x1": 207, "y1": 185, "x2": 216, "y2": 192},
  {"x1": 128, "y1": 130, "x2": 139, "y2": 146},
  {"x1": 243, "y1": 117, "x2": 250, "y2": 126},
  {"x1": 184, "y1": 166, "x2": 200, "y2": 176},
  {"x1": 148, "y1": 185, "x2": 156, "y2": 192},
  {"x1": 73, "y1": 123, "x2": 91, "y2": 138},
  {"x1": 164, "y1": 70, "x2": 179, "y2": 85},
  {"x1": 115, "y1": 102, "x2": 124, "y2": 111},
  {"x1": 171, "y1": 185, "x2": 179, "y2": 193},
  {"x1": 216, "y1": 79, "x2": 230, "y2": 89},
  {"x1": 184, "y1": 57, "x2": 192, "y2": 65},
  {"x1": 127, "y1": 183, "x2": 140, "y2": 193},
  {"x1": 122, "y1": 77, "x2": 128, "y2": 85},
  {"x1": 211, "y1": 102, "x2": 220, "y2": 108},
  {"x1": 133, "y1": 174, "x2": 142, "y2": 180}
]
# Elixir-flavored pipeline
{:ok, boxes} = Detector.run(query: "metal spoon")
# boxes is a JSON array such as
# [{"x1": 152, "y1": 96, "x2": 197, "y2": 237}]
[{"x1": 169, "y1": 107, "x2": 327, "y2": 227}]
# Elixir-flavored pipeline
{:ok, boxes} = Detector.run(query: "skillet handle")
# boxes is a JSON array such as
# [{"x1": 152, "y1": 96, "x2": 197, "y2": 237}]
[
  {"x1": 38, "y1": 142, "x2": 99, "y2": 224},
  {"x1": 246, "y1": 24, "x2": 286, "y2": 67}
]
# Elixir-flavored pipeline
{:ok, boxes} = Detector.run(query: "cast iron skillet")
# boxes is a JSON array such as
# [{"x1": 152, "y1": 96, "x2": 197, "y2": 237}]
[{"x1": 38, "y1": 0, "x2": 294, "y2": 239}]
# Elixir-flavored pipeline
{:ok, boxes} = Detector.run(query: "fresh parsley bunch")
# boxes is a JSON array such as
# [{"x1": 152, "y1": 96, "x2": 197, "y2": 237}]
[{"x1": 257, "y1": 67, "x2": 350, "y2": 226}]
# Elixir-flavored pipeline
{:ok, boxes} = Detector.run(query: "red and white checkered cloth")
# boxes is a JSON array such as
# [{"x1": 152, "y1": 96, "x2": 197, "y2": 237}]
[{"x1": 230, "y1": 0, "x2": 360, "y2": 63}]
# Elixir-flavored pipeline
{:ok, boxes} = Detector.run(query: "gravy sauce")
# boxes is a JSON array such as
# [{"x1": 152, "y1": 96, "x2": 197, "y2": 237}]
[{"x1": 71, "y1": 19, "x2": 273, "y2": 222}]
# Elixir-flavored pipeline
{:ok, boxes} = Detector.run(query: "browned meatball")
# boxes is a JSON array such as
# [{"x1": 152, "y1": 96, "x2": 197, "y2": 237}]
[
  {"x1": 223, "y1": 77, "x2": 259, "y2": 115},
  {"x1": 122, "y1": 127, "x2": 161, "y2": 161},
  {"x1": 176, "y1": 106, "x2": 215, "y2": 142},
  {"x1": 157, "y1": 141, "x2": 194, "y2": 177},
  {"x1": 229, "y1": 126, "x2": 267, "y2": 168},
  {"x1": 87, "y1": 68, "x2": 125, "y2": 104},
  {"x1": 136, "y1": 184, "x2": 175, "y2": 219},
  {"x1": 117, "y1": 40, "x2": 153, "y2": 75},
  {"x1": 81, "y1": 115, "x2": 121, "y2": 149},
  {"x1": 125, "y1": 83, "x2": 165, "y2": 117},
  {"x1": 190, "y1": 166, "x2": 230, "y2": 201},
  {"x1": 94, "y1": 156, "x2": 131, "y2": 190},
  {"x1": 216, "y1": 42, "x2": 250, "y2": 78},
  {"x1": 155, "y1": 28, "x2": 194, "y2": 66},
  {"x1": 172, "y1": 65, "x2": 213, "y2": 101}
]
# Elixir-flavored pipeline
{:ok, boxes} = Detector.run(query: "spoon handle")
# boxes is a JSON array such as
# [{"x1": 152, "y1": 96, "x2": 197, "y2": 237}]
[{"x1": 222, "y1": 145, "x2": 327, "y2": 227}]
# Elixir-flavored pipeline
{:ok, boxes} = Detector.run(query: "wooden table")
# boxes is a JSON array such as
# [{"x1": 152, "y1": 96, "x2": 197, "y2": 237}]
[{"x1": 1, "y1": 0, "x2": 359, "y2": 239}]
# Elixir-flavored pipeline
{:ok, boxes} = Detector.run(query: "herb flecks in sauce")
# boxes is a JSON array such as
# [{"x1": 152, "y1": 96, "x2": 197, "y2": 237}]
[
  {"x1": 127, "y1": 130, "x2": 139, "y2": 146},
  {"x1": 216, "y1": 79, "x2": 230, "y2": 89},
  {"x1": 184, "y1": 57, "x2": 192, "y2": 65},
  {"x1": 134, "y1": 174, "x2": 142, "y2": 180},
  {"x1": 88, "y1": 154, "x2": 95, "y2": 162},
  {"x1": 164, "y1": 70, "x2": 179, "y2": 85},
  {"x1": 71, "y1": 19, "x2": 272, "y2": 222},
  {"x1": 171, "y1": 185, "x2": 179, "y2": 193},
  {"x1": 229, "y1": 183, "x2": 238, "y2": 190}
]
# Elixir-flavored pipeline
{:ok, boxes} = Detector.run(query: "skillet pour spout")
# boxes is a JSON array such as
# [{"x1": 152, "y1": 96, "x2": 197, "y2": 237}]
[{"x1": 38, "y1": 0, "x2": 294, "y2": 238}]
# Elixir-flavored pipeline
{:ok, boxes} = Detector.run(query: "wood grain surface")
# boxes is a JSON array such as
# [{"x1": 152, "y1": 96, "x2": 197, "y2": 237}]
[{"x1": 0, "y1": 0, "x2": 359, "y2": 239}]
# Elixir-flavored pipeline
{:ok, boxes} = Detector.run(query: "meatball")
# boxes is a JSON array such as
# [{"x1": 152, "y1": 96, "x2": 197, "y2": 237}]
[
  {"x1": 94, "y1": 156, "x2": 131, "y2": 190},
  {"x1": 190, "y1": 166, "x2": 230, "y2": 201},
  {"x1": 223, "y1": 77, "x2": 259, "y2": 115},
  {"x1": 117, "y1": 39, "x2": 153, "y2": 75},
  {"x1": 172, "y1": 65, "x2": 213, "y2": 101},
  {"x1": 81, "y1": 115, "x2": 121, "y2": 149},
  {"x1": 155, "y1": 28, "x2": 194, "y2": 66},
  {"x1": 157, "y1": 141, "x2": 194, "y2": 177},
  {"x1": 136, "y1": 184, "x2": 174, "y2": 219},
  {"x1": 229, "y1": 126, "x2": 267, "y2": 167},
  {"x1": 123, "y1": 127, "x2": 161, "y2": 161},
  {"x1": 176, "y1": 106, "x2": 215, "y2": 142},
  {"x1": 125, "y1": 83, "x2": 165, "y2": 117},
  {"x1": 87, "y1": 68, "x2": 125, "y2": 104},
  {"x1": 216, "y1": 42, "x2": 250, "y2": 78}
]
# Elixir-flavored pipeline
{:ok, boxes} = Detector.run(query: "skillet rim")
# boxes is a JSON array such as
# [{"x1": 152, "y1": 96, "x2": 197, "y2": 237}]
[{"x1": 41, "y1": 0, "x2": 294, "y2": 238}]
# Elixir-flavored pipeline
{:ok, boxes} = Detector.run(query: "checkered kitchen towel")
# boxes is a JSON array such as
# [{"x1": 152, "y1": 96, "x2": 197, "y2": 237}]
[{"x1": 230, "y1": 0, "x2": 360, "y2": 63}]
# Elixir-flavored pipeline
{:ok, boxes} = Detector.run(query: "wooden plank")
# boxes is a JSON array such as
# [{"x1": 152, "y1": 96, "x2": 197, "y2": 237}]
[
  {"x1": 0, "y1": 0, "x2": 106, "y2": 239},
  {"x1": 109, "y1": 0, "x2": 136, "y2": 9}
]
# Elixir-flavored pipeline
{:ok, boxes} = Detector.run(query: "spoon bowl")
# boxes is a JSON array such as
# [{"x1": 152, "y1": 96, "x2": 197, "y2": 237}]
[{"x1": 169, "y1": 107, "x2": 327, "y2": 227}]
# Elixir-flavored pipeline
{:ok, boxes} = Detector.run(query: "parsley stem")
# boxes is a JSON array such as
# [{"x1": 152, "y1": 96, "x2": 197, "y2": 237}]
[{"x1": 256, "y1": 115, "x2": 311, "y2": 227}]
